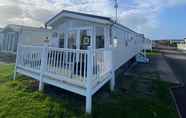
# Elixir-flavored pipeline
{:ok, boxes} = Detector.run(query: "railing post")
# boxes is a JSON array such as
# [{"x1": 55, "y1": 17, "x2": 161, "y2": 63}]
[
  {"x1": 13, "y1": 44, "x2": 20, "y2": 80},
  {"x1": 85, "y1": 46, "x2": 93, "y2": 113},
  {"x1": 110, "y1": 50, "x2": 115, "y2": 91},
  {"x1": 39, "y1": 42, "x2": 48, "y2": 91}
]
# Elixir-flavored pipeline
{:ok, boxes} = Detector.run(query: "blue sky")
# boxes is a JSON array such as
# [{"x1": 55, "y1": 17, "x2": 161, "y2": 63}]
[
  {"x1": 0, "y1": 0, "x2": 185, "y2": 40},
  {"x1": 154, "y1": 4, "x2": 186, "y2": 39},
  {"x1": 116, "y1": 0, "x2": 186, "y2": 40}
]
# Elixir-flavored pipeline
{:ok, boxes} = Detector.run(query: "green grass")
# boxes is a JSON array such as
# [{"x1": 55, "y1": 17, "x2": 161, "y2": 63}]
[
  {"x1": 0, "y1": 64, "x2": 14, "y2": 80},
  {"x1": 0, "y1": 64, "x2": 178, "y2": 118},
  {"x1": 146, "y1": 50, "x2": 161, "y2": 57}
]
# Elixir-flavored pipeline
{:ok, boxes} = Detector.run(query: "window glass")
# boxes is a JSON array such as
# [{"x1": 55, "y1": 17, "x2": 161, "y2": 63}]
[
  {"x1": 52, "y1": 32, "x2": 58, "y2": 38},
  {"x1": 68, "y1": 31, "x2": 77, "y2": 49},
  {"x1": 59, "y1": 33, "x2": 64, "y2": 48},
  {"x1": 113, "y1": 37, "x2": 118, "y2": 48},
  {"x1": 96, "y1": 26, "x2": 104, "y2": 49},
  {"x1": 80, "y1": 29, "x2": 91, "y2": 50}
]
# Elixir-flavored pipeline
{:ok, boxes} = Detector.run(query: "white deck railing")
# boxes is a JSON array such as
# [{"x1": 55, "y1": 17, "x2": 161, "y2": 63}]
[
  {"x1": 16, "y1": 44, "x2": 112, "y2": 88},
  {"x1": 17, "y1": 45, "x2": 43, "y2": 71},
  {"x1": 15, "y1": 44, "x2": 113, "y2": 114},
  {"x1": 46, "y1": 47, "x2": 89, "y2": 83}
]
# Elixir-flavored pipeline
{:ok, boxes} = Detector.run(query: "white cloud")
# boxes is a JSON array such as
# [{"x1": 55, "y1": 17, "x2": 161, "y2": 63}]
[
  {"x1": 0, "y1": 0, "x2": 185, "y2": 38},
  {"x1": 117, "y1": 0, "x2": 186, "y2": 38}
]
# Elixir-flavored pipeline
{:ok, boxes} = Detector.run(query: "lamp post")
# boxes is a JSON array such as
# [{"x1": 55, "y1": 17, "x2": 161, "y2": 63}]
[{"x1": 114, "y1": 0, "x2": 118, "y2": 23}]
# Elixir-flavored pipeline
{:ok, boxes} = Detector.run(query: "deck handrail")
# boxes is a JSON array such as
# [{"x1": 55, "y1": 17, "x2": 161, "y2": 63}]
[{"x1": 16, "y1": 44, "x2": 112, "y2": 87}]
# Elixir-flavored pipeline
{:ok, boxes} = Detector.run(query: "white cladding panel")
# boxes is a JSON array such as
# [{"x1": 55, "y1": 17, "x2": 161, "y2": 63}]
[
  {"x1": 20, "y1": 30, "x2": 52, "y2": 46},
  {"x1": 111, "y1": 26, "x2": 144, "y2": 70}
]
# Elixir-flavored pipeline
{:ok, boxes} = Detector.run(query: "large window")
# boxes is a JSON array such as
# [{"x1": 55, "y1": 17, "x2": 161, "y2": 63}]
[
  {"x1": 59, "y1": 33, "x2": 64, "y2": 48},
  {"x1": 68, "y1": 31, "x2": 77, "y2": 49},
  {"x1": 96, "y1": 26, "x2": 104, "y2": 49}
]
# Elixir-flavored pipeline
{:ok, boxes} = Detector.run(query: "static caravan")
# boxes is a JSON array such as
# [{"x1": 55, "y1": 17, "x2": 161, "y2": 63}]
[
  {"x1": 1, "y1": 24, "x2": 52, "y2": 54},
  {"x1": 14, "y1": 10, "x2": 151, "y2": 113},
  {"x1": 177, "y1": 38, "x2": 186, "y2": 50}
]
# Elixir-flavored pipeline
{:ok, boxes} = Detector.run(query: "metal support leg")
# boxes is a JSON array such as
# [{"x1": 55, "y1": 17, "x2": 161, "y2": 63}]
[
  {"x1": 39, "y1": 80, "x2": 44, "y2": 91},
  {"x1": 86, "y1": 94, "x2": 92, "y2": 114}
]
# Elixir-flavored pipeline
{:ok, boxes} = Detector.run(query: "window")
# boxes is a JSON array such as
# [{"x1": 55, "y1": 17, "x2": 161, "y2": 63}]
[
  {"x1": 96, "y1": 26, "x2": 105, "y2": 49},
  {"x1": 52, "y1": 32, "x2": 58, "y2": 38},
  {"x1": 126, "y1": 32, "x2": 129, "y2": 41},
  {"x1": 113, "y1": 37, "x2": 118, "y2": 48},
  {"x1": 68, "y1": 31, "x2": 77, "y2": 49},
  {"x1": 131, "y1": 36, "x2": 133, "y2": 41},
  {"x1": 59, "y1": 33, "x2": 64, "y2": 48},
  {"x1": 125, "y1": 40, "x2": 128, "y2": 47},
  {"x1": 80, "y1": 29, "x2": 91, "y2": 50}
]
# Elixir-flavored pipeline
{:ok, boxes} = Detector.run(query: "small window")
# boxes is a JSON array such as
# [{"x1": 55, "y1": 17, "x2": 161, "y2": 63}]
[
  {"x1": 131, "y1": 36, "x2": 133, "y2": 41},
  {"x1": 52, "y1": 32, "x2": 58, "y2": 38},
  {"x1": 125, "y1": 40, "x2": 128, "y2": 47},
  {"x1": 113, "y1": 37, "x2": 118, "y2": 48}
]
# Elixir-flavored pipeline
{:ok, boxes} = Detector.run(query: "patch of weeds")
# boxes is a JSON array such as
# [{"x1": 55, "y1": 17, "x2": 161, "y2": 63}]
[
  {"x1": 6, "y1": 77, "x2": 38, "y2": 92},
  {"x1": 0, "y1": 64, "x2": 14, "y2": 81}
]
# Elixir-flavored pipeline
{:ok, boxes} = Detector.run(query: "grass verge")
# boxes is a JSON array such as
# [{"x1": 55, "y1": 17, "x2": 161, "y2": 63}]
[{"x1": 146, "y1": 50, "x2": 161, "y2": 57}]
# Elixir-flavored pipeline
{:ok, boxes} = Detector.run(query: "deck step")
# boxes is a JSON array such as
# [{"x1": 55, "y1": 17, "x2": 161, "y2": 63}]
[{"x1": 136, "y1": 52, "x2": 149, "y2": 63}]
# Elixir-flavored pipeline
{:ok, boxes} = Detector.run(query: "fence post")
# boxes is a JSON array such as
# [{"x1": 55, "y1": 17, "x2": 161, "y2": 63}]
[
  {"x1": 39, "y1": 42, "x2": 48, "y2": 91},
  {"x1": 85, "y1": 46, "x2": 93, "y2": 113}
]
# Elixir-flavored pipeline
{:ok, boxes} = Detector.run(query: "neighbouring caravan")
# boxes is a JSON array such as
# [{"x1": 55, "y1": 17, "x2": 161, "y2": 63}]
[
  {"x1": 14, "y1": 10, "x2": 152, "y2": 113},
  {"x1": 0, "y1": 28, "x2": 3, "y2": 51},
  {"x1": 177, "y1": 38, "x2": 186, "y2": 50},
  {"x1": 1, "y1": 24, "x2": 52, "y2": 54}
]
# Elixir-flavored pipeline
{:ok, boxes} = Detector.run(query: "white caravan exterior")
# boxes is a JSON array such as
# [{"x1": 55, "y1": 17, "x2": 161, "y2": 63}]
[
  {"x1": 47, "y1": 11, "x2": 151, "y2": 70},
  {"x1": 1, "y1": 24, "x2": 52, "y2": 54},
  {"x1": 14, "y1": 10, "x2": 151, "y2": 113}
]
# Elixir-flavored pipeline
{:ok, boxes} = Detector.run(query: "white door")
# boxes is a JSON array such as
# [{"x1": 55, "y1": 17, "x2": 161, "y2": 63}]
[
  {"x1": 67, "y1": 28, "x2": 92, "y2": 50},
  {"x1": 79, "y1": 28, "x2": 91, "y2": 50},
  {"x1": 67, "y1": 30, "x2": 77, "y2": 49}
]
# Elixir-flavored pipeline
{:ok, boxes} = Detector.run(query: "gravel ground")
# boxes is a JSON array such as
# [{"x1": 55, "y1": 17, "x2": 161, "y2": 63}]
[{"x1": 162, "y1": 49, "x2": 186, "y2": 118}]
